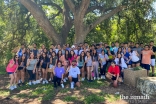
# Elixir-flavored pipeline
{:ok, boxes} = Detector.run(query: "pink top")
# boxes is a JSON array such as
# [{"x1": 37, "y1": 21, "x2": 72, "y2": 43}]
[
  {"x1": 69, "y1": 55, "x2": 78, "y2": 65},
  {"x1": 6, "y1": 59, "x2": 18, "y2": 72}
]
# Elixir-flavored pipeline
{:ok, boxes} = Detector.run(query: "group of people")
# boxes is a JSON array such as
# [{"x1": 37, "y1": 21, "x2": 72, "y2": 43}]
[{"x1": 6, "y1": 41, "x2": 156, "y2": 90}]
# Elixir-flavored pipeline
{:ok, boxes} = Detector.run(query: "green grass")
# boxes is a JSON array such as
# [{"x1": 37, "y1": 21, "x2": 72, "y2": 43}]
[
  {"x1": 0, "y1": 90, "x2": 10, "y2": 97},
  {"x1": 64, "y1": 96, "x2": 77, "y2": 102},
  {"x1": 81, "y1": 80, "x2": 109, "y2": 88},
  {"x1": 84, "y1": 94, "x2": 105, "y2": 104}
]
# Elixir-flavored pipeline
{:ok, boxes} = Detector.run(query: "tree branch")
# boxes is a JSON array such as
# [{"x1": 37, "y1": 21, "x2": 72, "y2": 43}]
[
  {"x1": 87, "y1": 5, "x2": 126, "y2": 33},
  {"x1": 17, "y1": 0, "x2": 60, "y2": 44},
  {"x1": 64, "y1": 0, "x2": 75, "y2": 14}
]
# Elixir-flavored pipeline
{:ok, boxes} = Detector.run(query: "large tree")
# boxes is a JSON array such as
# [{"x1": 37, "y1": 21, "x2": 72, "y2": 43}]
[{"x1": 17, "y1": 0, "x2": 153, "y2": 44}]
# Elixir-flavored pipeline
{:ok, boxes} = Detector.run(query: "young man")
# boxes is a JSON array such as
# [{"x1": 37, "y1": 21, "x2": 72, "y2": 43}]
[
  {"x1": 150, "y1": 41, "x2": 156, "y2": 76},
  {"x1": 142, "y1": 45, "x2": 154, "y2": 76},
  {"x1": 106, "y1": 61, "x2": 121, "y2": 88},
  {"x1": 32, "y1": 43, "x2": 38, "y2": 58},
  {"x1": 67, "y1": 60, "x2": 80, "y2": 89},
  {"x1": 133, "y1": 43, "x2": 143, "y2": 62},
  {"x1": 106, "y1": 46, "x2": 115, "y2": 67},
  {"x1": 114, "y1": 41, "x2": 119, "y2": 55}
]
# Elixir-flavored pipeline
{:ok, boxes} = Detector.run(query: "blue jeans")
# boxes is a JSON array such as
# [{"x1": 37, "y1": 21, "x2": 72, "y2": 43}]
[{"x1": 27, "y1": 70, "x2": 36, "y2": 81}]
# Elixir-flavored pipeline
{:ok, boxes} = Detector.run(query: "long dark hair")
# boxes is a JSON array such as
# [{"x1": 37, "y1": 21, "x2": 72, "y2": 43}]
[
  {"x1": 65, "y1": 50, "x2": 70, "y2": 60},
  {"x1": 69, "y1": 50, "x2": 75, "y2": 58},
  {"x1": 117, "y1": 53, "x2": 122, "y2": 64},
  {"x1": 18, "y1": 54, "x2": 26, "y2": 65},
  {"x1": 57, "y1": 50, "x2": 62, "y2": 61},
  {"x1": 117, "y1": 47, "x2": 122, "y2": 54},
  {"x1": 80, "y1": 51, "x2": 85, "y2": 62},
  {"x1": 13, "y1": 55, "x2": 18, "y2": 64}
]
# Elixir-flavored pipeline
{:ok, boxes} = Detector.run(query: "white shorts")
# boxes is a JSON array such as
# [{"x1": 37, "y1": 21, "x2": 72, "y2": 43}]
[
  {"x1": 49, "y1": 64, "x2": 54, "y2": 69},
  {"x1": 151, "y1": 59, "x2": 155, "y2": 66}
]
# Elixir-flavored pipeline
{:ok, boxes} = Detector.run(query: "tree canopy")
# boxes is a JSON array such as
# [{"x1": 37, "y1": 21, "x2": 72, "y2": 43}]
[{"x1": 0, "y1": 0, "x2": 156, "y2": 65}]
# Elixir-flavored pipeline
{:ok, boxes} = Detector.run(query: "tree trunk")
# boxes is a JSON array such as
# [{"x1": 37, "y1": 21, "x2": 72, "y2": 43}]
[{"x1": 17, "y1": 0, "x2": 61, "y2": 44}]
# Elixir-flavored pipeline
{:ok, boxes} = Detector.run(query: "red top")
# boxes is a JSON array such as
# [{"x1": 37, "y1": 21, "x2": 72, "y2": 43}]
[{"x1": 108, "y1": 65, "x2": 120, "y2": 76}]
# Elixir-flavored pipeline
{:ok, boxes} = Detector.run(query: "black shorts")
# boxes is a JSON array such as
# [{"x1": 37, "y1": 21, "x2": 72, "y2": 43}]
[
  {"x1": 72, "y1": 78, "x2": 79, "y2": 83},
  {"x1": 132, "y1": 60, "x2": 140, "y2": 64},
  {"x1": 18, "y1": 67, "x2": 24, "y2": 70},
  {"x1": 41, "y1": 65, "x2": 47, "y2": 69},
  {"x1": 142, "y1": 64, "x2": 150, "y2": 70},
  {"x1": 78, "y1": 66, "x2": 83, "y2": 69},
  {"x1": 111, "y1": 76, "x2": 117, "y2": 80}
]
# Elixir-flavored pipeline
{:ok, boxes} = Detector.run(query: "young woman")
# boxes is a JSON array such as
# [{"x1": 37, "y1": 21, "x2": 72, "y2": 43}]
[
  {"x1": 25, "y1": 48, "x2": 31, "y2": 60},
  {"x1": 17, "y1": 54, "x2": 26, "y2": 86},
  {"x1": 6, "y1": 55, "x2": 19, "y2": 90},
  {"x1": 26, "y1": 53, "x2": 38, "y2": 85},
  {"x1": 35, "y1": 53, "x2": 42, "y2": 84},
  {"x1": 40, "y1": 52, "x2": 49, "y2": 84},
  {"x1": 48, "y1": 48, "x2": 53, "y2": 58},
  {"x1": 131, "y1": 49, "x2": 140, "y2": 67},
  {"x1": 123, "y1": 48, "x2": 132, "y2": 68},
  {"x1": 77, "y1": 51, "x2": 85, "y2": 81},
  {"x1": 53, "y1": 61, "x2": 65, "y2": 88},
  {"x1": 85, "y1": 51, "x2": 93, "y2": 81},
  {"x1": 92, "y1": 49, "x2": 99, "y2": 80},
  {"x1": 48, "y1": 51, "x2": 58, "y2": 81},
  {"x1": 69, "y1": 50, "x2": 77, "y2": 65},
  {"x1": 115, "y1": 53, "x2": 127, "y2": 80},
  {"x1": 117, "y1": 47, "x2": 122, "y2": 55},
  {"x1": 99, "y1": 50, "x2": 109, "y2": 79}
]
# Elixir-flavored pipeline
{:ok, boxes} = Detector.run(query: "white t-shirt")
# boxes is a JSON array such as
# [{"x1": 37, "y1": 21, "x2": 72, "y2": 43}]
[
  {"x1": 131, "y1": 51, "x2": 139, "y2": 62},
  {"x1": 74, "y1": 50, "x2": 78, "y2": 55},
  {"x1": 115, "y1": 57, "x2": 127, "y2": 69},
  {"x1": 68, "y1": 66, "x2": 80, "y2": 78},
  {"x1": 99, "y1": 54, "x2": 109, "y2": 65}
]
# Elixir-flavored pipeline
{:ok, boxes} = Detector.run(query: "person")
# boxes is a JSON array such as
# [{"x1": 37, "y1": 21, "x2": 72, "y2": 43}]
[
  {"x1": 17, "y1": 54, "x2": 26, "y2": 86},
  {"x1": 67, "y1": 60, "x2": 80, "y2": 89},
  {"x1": 141, "y1": 45, "x2": 154, "y2": 76},
  {"x1": 92, "y1": 49, "x2": 100, "y2": 80},
  {"x1": 17, "y1": 44, "x2": 25, "y2": 57},
  {"x1": 150, "y1": 41, "x2": 156, "y2": 76},
  {"x1": 69, "y1": 50, "x2": 77, "y2": 65},
  {"x1": 99, "y1": 50, "x2": 109, "y2": 79},
  {"x1": 115, "y1": 53, "x2": 127, "y2": 81},
  {"x1": 6, "y1": 55, "x2": 19, "y2": 90},
  {"x1": 106, "y1": 46, "x2": 115, "y2": 67},
  {"x1": 48, "y1": 51, "x2": 57, "y2": 81},
  {"x1": 114, "y1": 41, "x2": 119, "y2": 55},
  {"x1": 106, "y1": 61, "x2": 121, "y2": 88},
  {"x1": 32, "y1": 43, "x2": 38, "y2": 58},
  {"x1": 35, "y1": 53, "x2": 41, "y2": 84},
  {"x1": 131, "y1": 49, "x2": 140, "y2": 67},
  {"x1": 53, "y1": 61, "x2": 65, "y2": 88},
  {"x1": 85, "y1": 51, "x2": 93, "y2": 81},
  {"x1": 77, "y1": 51, "x2": 85, "y2": 81},
  {"x1": 26, "y1": 53, "x2": 38, "y2": 85},
  {"x1": 123, "y1": 48, "x2": 132, "y2": 68},
  {"x1": 40, "y1": 52, "x2": 49, "y2": 84}
]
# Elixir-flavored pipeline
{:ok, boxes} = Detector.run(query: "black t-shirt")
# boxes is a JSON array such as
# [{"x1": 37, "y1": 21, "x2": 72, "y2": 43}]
[{"x1": 151, "y1": 46, "x2": 156, "y2": 59}]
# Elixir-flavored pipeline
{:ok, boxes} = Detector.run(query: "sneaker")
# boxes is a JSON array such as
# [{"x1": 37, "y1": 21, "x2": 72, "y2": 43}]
[
  {"x1": 49, "y1": 78, "x2": 51, "y2": 81},
  {"x1": 94, "y1": 77, "x2": 96, "y2": 80},
  {"x1": 9, "y1": 86, "x2": 14, "y2": 90},
  {"x1": 70, "y1": 82, "x2": 74, "y2": 89},
  {"x1": 18, "y1": 80, "x2": 21, "y2": 84},
  {"x1": 97, "y1": 77, "x2": 100, "y2": 80},
  {"x1": 28, "y1": 82, "x2": 32, "y2": 85},
  {"x1": 65, "y1": 77, "x2": 68, "y2": 80},
  {"x1": 37, "y1": 80, "x2": 41, "y2": 84},
  {"x1": 101, "y1": 75, "x2": 103, "y2": 79},
  {"x1": 81, "y1": 78, "x2": 84, "y2": 81},
  {"x1": 13, "y1": 85, "x2": 17, "y2": 89},
  {"x1": 32, "y1": 81, "x2": 36, "y2": 85},
  {"x1": 40, "y1": 78, "x2": 43, "y2": 81},
  {"x1": 61, "y1": 84, "x2": 64, "y2": 88},
  {"x1": 63, "y1": 79, "x2": 66, "y2": 82},
  {"x1": 45, "y1": 80, "x2": 49, "y2": 84},
  {"x1": 42, "y1": 80, "x2": 45, "y2": 84},
  {"x1": 103, "y1": 76, "x2": 106, "y2": 79}
]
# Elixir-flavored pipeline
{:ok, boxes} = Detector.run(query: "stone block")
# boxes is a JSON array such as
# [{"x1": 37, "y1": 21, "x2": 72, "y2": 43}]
[
  {"x1": 124, "y1": 69, "x2": 147, "y2": 87},
  {"x1": 137, "y1": 77, "x2": 156, "y2": 97}
]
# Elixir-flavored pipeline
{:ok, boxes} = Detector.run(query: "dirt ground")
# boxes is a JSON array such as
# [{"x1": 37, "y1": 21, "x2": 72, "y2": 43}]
[{"x1": 0, "y1": 74, "x2": 156, "y2": 104}]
